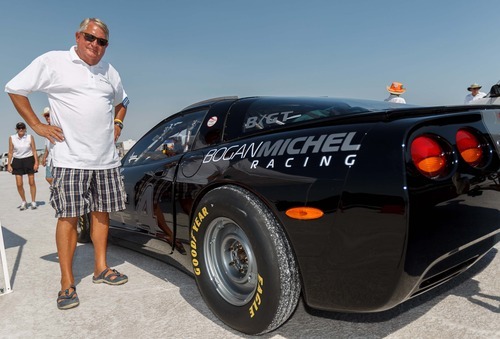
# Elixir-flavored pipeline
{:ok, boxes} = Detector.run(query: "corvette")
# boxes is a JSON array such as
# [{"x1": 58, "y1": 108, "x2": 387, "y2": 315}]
[{"x1": 80, "y1": 96, "x2": 500, "y2": 334}]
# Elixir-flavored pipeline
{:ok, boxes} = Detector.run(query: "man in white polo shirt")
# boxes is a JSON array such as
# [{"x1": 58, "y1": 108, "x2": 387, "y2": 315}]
[{"x1": 5, "y1": 18, "x2": 129, "y2": 310}]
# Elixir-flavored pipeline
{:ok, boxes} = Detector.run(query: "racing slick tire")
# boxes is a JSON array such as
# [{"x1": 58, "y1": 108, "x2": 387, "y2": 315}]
[
  {"x1": 77, "y1": 213, "x2": 92, "y2": 244},
  {"x1": 190, "y1": 185, "x2": 301, "y2": 334}
]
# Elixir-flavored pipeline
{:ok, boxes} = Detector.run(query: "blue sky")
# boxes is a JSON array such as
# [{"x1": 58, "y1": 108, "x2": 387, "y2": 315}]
[{"x1": 2, "y1": 0, "x2": 500, "y2": 148}]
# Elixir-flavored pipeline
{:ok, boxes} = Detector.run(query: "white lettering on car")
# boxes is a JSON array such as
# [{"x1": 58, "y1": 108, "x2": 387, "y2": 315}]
[
  {"x1": 202, "y1": 132, "x2": 361, "y2": 170},
  {"x1": 244, "y1": 111, "x2": 298, "y2": 129},
  {"x1": 345, "y1": 154, "x2": 357, "y2": 166}
]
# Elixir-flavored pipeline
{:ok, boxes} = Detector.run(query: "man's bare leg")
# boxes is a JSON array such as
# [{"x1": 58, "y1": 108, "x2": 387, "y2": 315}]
[
  {"x1": 91, "y1": 211, "x2": 127, "y2": 284},
  {"x1": 56, "y1": 217, "x2": 78, "y2": 290},
  {"x1": 91, "y1": 211, "x2": 109, "y2": 276}
]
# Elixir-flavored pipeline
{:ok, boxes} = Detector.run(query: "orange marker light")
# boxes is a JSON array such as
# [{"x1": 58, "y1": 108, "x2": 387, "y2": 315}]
[{"x1": 286, "y1": 207, "x2": 324, "y2": 220}]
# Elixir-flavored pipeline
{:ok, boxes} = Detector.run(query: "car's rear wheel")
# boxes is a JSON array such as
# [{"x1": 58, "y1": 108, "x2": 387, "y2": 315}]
[
  {"x1": 191, "y1": 185, "x2": 300, "y2": 334},
  {"x1": 77, "y1": 213, "x2": 91, "y2": 243}
]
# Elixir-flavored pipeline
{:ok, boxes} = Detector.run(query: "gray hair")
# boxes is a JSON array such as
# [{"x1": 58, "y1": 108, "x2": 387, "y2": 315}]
[{"x1": 78, "y1": 18, "x2": 109, "y2": 39}]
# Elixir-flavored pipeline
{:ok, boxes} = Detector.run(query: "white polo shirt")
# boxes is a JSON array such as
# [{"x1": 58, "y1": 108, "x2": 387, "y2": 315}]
[{"x1": 5, "y1": 46, "x2": 129, "y2": 169}]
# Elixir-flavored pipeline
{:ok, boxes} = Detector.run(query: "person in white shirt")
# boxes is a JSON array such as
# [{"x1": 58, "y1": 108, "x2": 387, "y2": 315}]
[
  {"x1": 464, "y1": 83, "x2": 486, "y2": 104},
  {"x1": 5, "y1": 18, "x2": 129, "y2": 310},
  {"x1": 40, "y1": 107, "x2": 54, "y2": 185},
  {"x1": 7, "y1": 122, "x2": 39, "y2": 210},
  {"x1": 384, "y1": 82, "x2": 407, "y2": 104}
]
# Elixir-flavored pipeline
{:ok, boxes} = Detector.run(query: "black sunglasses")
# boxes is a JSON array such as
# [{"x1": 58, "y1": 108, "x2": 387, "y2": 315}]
[{"x1": 82, "y1": 32, "x2": 108, "y2": 47}]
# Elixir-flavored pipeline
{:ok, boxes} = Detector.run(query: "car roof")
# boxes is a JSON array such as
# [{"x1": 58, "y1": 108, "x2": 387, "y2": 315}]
[{"x1": 182, "y1": 96, "x2": 239, "y2": 111}]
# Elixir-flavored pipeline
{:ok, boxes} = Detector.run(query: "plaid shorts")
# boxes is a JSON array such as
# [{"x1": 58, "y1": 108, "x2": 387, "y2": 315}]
[{"x1": 50, "y1": 167, "x2": 126, "y2": 218}]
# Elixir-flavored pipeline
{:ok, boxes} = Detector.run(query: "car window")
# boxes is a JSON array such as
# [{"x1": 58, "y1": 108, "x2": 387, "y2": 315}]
[
  {"x1": 122, "y1": 110, "x2": 206, "y2": 167},
  {"x1": 225, "y1": 97, "x2": 407, "y2": 140},
  {"x1": 241, "y1": 98, "x2": 374, "y2": 134}
]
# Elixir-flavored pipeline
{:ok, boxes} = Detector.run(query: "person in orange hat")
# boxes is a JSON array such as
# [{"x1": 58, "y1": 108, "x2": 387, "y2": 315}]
[{"x1": 384, "y1": 82, "x2": 406, "y2": 104}]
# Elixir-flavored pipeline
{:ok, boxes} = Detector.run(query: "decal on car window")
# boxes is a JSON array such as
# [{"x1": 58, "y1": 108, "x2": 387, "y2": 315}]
[
  {"x1": 244, "y1": 111, "x2": 301, "y2": 129},
  {"x1": 207, "y1": 116, "x2": 218, "y2": 127}
]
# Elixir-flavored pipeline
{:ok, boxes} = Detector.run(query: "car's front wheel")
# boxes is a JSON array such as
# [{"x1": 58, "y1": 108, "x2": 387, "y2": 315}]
[{"x1": 191, "y1": 185, "x2": 301, "y2": 335}]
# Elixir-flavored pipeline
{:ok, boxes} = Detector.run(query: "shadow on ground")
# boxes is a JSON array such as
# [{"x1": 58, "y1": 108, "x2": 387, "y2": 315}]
[{"x1": 1, "y1": 226, "x2": 27, "y2": 289}]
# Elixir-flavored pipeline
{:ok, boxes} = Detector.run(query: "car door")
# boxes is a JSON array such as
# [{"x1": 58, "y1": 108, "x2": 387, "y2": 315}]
[{"x1": 112, "y1": 110, "x2": 207, "y2": 242}]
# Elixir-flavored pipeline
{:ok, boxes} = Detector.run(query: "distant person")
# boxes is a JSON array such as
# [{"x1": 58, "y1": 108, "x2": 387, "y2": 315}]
[
  {"x1": 5, "y1": 17, "x2": 129, "y2": 310},
  {"x1": 464, "y1": 83, "x2": 486, "y2": 104},
  {"x1": 7, "y1": 122, "x2": 38, "y2": 210},
  {"x1": 40, "y1": 107, "x2": 54, "y2": 185},
  {"x1": 384, "y1": 82, "x2": 407, "y2": 104}
]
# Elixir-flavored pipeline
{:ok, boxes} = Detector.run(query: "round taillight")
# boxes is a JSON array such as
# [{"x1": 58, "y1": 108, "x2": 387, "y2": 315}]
[
  {"x1": 456, "y1": 129, "x2": 483, "y2": 167},
  {"x1": 411, "y1": 136, "x2": 447, "y2": 178}
]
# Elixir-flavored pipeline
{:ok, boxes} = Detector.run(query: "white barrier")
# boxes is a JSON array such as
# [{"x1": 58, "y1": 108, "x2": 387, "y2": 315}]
[{"x1": 0, "y1": 222, "x2": 12, "y2": 295}]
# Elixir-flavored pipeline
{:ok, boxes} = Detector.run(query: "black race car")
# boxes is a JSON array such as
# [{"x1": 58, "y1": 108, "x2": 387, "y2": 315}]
[{"x1": 90, "y1": 96, "x2": 499, "y2": 334}]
